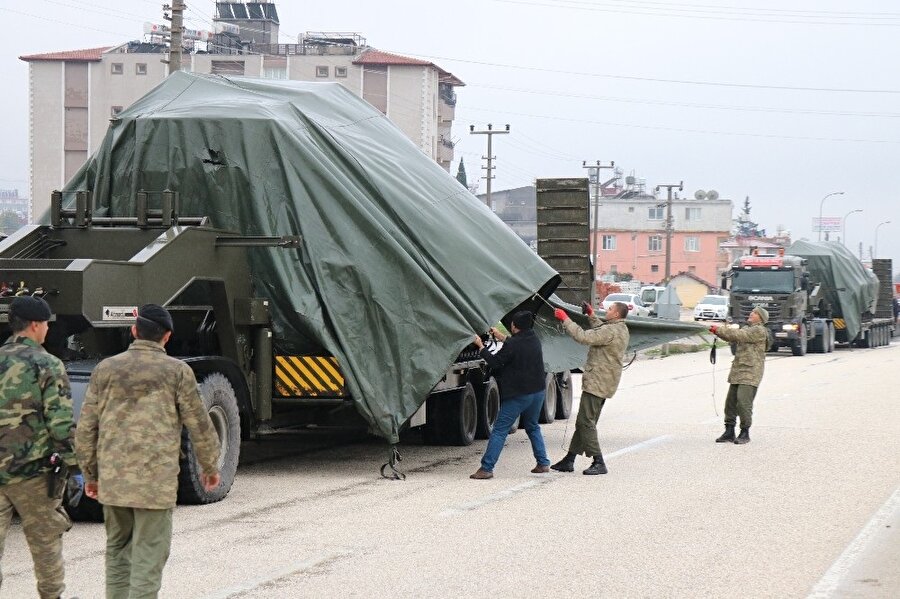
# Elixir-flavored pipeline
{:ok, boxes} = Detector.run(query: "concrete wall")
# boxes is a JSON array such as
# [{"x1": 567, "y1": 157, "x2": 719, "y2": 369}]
[
  {"x1": 29, "y1": 62, "x2": 65, "y2": 220},
  {"x1": 385, "y1": 65, "x2": 428, "y2": 153}
]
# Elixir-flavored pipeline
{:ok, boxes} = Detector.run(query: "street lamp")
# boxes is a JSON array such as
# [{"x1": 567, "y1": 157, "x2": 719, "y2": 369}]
[
  {"x1": 818, "y1": 191, "x2": 845, "y2": 241},
  {"x1": 874, "y1": 220, "x2": 891, "y2": 258},
  {"x1": 842, "y1": 209, "x2": 863, "y2": 247}
]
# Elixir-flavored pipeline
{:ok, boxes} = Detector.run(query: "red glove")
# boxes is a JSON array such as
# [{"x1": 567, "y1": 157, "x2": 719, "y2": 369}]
[
  {"x1": 709, "y1": 325, "x2": 718, "y2": 334},
  {"x1": 581, "y1": 301, "x2": 594, "y2": 317},
  {"x1": 554, "y1": 308, "x2": 569, "y2": 321}
]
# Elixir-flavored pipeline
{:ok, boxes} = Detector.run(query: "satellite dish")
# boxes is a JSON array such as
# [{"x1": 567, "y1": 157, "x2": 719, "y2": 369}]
[
  {"x1": 625, "y1": 176, "x2": 636, "y2": 185},
  {"x1": 694, "y1": 190, "x2": 707, "y2": 200},
  {"x1": 707, "y1": 190, "x2": 719, "y2": 201}
]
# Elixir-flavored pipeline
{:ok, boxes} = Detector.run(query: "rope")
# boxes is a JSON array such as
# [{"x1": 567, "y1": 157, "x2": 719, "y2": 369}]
[
  {"x1": 707, "y1": 334, "x2": 719, "y2": 417},
  {"x1": 380, "y1": 445, "x2": 406, "y2": 481}
]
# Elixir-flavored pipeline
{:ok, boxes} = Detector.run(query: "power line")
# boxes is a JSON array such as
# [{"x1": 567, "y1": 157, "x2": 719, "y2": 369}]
[
  {"x1": 396, "y1": 50, "x2": 900, "y2": 94},
  {"x1": 549, "y1": 0, "x2": 900, "y2": 19}
]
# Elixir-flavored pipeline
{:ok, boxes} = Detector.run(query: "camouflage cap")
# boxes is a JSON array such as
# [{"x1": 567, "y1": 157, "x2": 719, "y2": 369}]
[
  {"x1": 9, "y1": 296, "x2": 52, "y2": 322},
  {"x1": 752, "y1": 305, "x2": 769, "y2": 324}
]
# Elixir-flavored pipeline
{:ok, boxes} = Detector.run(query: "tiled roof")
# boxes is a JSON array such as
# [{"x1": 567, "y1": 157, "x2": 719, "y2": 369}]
[
  {"x1": 353, "y1": 49, "x2": 465, "y2": 86},
  {"x1": 19, "y1": 47, "x2": 111, "y2": 62}
]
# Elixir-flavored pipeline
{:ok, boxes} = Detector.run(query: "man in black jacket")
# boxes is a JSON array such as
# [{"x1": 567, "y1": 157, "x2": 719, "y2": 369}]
[{"x1": 469, "y1": 311, "x2": 550, "y2": 479}]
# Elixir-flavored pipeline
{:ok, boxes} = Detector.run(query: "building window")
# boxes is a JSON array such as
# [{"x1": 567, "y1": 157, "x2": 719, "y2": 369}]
[
  {"x1": 136, "y1": 63, "x2": 147, "y2": 75},
  {"x1": 263, "y1": 67, "x2": 287, "y2": 80},
  {"x1": 685, "y1": 236, "x2": 700, "y2": 252},
  {"x1": 610, "y1": 264, "x2": 618, "y2": 273},
  {"x1": 688, "y1": 265, "x2": 697, "y2": 273},
  {"x1": 335, "y1": 66, "x2": 348, "y2": 78},
  {"x1": 316, "y1": 66, "x2": 329, "y2": 78},
  {"x1": 602, "y1": 235, "x2": 616, "y2": 250},
  {"x1": 648, "y1": 235, "x2": 662, "y2": 251},
  {"x1": 685, "y1": 207, "x2": 702, "y2": 221},
  {"x1": 111, "y1": 63, "x2": 123, "y2": 75},
  {"x1": 651, "y1": 264, "x2": 659, "y2": 273},
  {"x1": 648, "y1": 206, "x2": 664, "y2": 220}
]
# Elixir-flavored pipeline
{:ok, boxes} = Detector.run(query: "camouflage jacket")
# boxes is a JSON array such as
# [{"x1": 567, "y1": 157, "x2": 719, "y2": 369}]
[
  {"x1": 75, "y1": 340, "x2": 220, "y2": 509},
  {"x1": 563, "y1": 317, "x2": 630, "y2": 399},
  {"x1": 0, "y1": 336, "x2": 75, "y2": 486},
  {"x1": 715, "y1": 323, "x2": 769, "y2": 387}
]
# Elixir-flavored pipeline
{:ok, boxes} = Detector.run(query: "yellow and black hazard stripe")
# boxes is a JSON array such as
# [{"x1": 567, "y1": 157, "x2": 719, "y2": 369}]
[
  {"x1": 833, "y1": 318, "x2": 846, "y2": 330},
  {"x1": 274, "y1": 356, "x2": 347, "y2": 398}
]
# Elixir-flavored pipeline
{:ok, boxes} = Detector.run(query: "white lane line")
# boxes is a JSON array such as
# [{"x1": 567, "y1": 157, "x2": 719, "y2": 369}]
[
  {"x1": 202, "y1": 550, "x2": 350, "y2": 599},
  {"x1": 807, "y1": 486, "x2": 900, "y2": 599},
  {"x1": 441, "y1": 434, "x2": 672, "y2": 516}
]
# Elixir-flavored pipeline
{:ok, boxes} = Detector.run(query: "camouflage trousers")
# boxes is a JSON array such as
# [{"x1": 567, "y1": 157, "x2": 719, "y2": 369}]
[
  {"x1": 104, "y1": 505, "x2": 173, "y2": 599},
  {"x1": 724, "y1": 384, "x2": 758, "y2": 428},
  {"x1": 567, "y1": 391, "x2": 607, "y2": 458},
  {"x1": 0, "y1": 474, "x2": 72, "y2": 599}
]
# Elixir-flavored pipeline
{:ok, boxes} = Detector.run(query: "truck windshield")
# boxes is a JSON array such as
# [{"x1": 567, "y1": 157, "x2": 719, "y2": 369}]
[
  {"x1": 731, "y1": 270, "x2": 794, "y2": 293},
  {"x1": 641, "y1": 289, "x2": 658, "y2": 303}
]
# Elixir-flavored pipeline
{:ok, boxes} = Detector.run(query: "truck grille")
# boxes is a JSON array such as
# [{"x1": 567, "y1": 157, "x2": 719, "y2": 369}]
[{"x1": 738, "y1": 301, "x2": 782, "y2": 322}]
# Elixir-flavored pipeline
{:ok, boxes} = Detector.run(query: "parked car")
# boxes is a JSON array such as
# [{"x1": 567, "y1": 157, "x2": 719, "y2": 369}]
[
  {"x1": 693, "y1": 294, "x2": 729, "y2": 321},
  {"x1": 601, "y1": 293, "x2": 650, "y2": 317}
]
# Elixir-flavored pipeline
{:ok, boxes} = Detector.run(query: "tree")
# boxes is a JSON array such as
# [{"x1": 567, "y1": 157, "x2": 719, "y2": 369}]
[
  {"x1": 734, "y1": 195, "x2": 766, "y2": 237},
  {"x1": 456, "y1": 158, "x2": 468, "y2": 188}
]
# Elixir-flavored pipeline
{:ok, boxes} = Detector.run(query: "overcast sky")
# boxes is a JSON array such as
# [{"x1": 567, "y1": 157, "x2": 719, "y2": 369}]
[{"x1": 2, "y1": 0, "x2": 899, "y2": 266}]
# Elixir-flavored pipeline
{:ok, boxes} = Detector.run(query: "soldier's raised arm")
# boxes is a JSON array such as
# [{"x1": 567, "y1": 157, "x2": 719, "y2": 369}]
[
  {"x1": 175, "y1": 365, "x2": 220, "y2": 478},
  {"x1": 562, "y1": 318, "x2": 619, "y2": 347},
  {"x1": 715, "y1": 325, "x2": 768, "y2": 344}
]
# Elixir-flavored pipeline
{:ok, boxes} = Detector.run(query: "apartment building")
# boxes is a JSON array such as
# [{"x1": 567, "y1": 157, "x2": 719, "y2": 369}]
[
  {"x1": 593, "y1": 194, "x2": 733, "y2": 285},
  {"x1": 20, "y1": 2, "x2": 463, "y2": 218}
]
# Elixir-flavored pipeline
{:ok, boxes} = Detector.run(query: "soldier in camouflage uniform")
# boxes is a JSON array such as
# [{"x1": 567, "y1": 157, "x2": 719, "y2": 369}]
[
  {"x1": 709, "y1": 305, "x2": 770, "y2": 445},
  {"x1": 75, "y1": 304, "x2": 220, "y2": 599},
  {"x1": 0, "y1": 296, "x2": 75, "y2": 599},
  {"x1": 550, "y1": 301, "x2": 630, "y2": 475}
]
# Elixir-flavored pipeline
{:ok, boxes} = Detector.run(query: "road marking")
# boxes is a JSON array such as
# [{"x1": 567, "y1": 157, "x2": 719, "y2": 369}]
[
  {"x1": 441, "y1": 435, "x2": 672, "y2": 516},
  {"x1": 807, "y1": 486, "x2": 900, "y2": 599},
  {"x1": 202, "y1": 550, "x2": 350, "y2": 599}
]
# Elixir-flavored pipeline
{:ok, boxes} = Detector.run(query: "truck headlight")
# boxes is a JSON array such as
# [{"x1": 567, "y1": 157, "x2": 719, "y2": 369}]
[{"x1": 782, "y1": 324, "x2": 798, "y2": 331}]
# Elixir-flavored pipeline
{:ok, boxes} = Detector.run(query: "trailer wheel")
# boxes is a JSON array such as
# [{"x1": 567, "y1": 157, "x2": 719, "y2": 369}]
[
  {"x1": 475, "y1": 378, "x2": 500, "y2": 440},
  {"x1": 791, "y1": 324, "x2": 808, "y2": 356},
  {"x1": 441, "y1": 383, "x2": 478, "y2": 446},
  {"x1": 809, "y1": 327, "x2": 825, "y2": 353},
  {"x1": 555, "y1": 370, "x2": 573, "y2": 420},
  {"x1": 826, "y1": 322, "x2": 835, "y2": 352},
  {"x1": 177, "y1": 372, "x2": 241, "y2": 505},
  {"x1": 539, "y1": 373, "x2": 557, "y2": 424}
]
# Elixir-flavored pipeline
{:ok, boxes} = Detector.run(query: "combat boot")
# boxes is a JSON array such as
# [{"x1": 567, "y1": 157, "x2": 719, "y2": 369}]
[
  {"x1": 583, "y1": 453, "x2": 607, "y2": 475},
  {"x1": 734, "y1": 427, "x2": 751, "y2": 445},
  {"x1": 550, "y1": 453, "x2": 576, "y2": 472},
  {"x1": 715, "y1": 425, "x2": 736, "y2": 443}
]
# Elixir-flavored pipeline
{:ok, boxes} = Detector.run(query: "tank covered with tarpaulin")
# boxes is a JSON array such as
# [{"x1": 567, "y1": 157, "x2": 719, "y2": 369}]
[
  {"x1": 787, "y1": 240, "x2": 878, "y2": 342},
  {"x1": 61, "y1": 72, "x2": 559, "y2": 443}
]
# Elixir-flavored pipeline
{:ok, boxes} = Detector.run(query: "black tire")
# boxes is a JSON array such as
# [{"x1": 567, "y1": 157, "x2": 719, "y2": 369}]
[
  {"x1": 64, "y1": 475, "x2": 104, "y2": 522},
  {"x1": 809, "y1": 327, "x2": 825, "y2": 353},
  {"x1": 440, "y1": 383, "x2": 478, "y2": 446},
  {"x1": 539, "y1": 373, "x2": 557, "y2": 424},
  {"x1": 475, "y1": 378, "x2": 500, "y2": 440},
  {"x1": 177, "y1": 372, "x2": 241, "y2": 505},
  {"x1": 791, "y1": 324, "x2": 808, "y2": 356},
  {"x1": 555, "y1": 371, "x2": 573, "y2": 419},
  {"x1": 826, "y1": 322, "x2": 835, "y2": 353}
]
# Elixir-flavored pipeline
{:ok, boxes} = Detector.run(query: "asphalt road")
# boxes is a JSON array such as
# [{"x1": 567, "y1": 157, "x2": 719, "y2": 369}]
[{"x1": 3, "y1": 342, "x2": 899, "y2": 598}]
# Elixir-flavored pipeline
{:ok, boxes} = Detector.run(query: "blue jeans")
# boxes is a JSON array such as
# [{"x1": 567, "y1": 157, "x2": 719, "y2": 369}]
[{"x1": 480, "y1": 390, "x2": 550, "y2": 472}]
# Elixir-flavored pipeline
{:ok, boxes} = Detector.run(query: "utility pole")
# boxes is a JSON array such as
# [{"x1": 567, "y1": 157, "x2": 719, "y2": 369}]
[
  {"x1": 655, "y1": 181, "x2": 683, "y2": 281},
  {"x1": 163, "y1": 1, "x2": 185, "y2": 73},
  {"x1": 582, "y1": 160, "x2": 615, "y2": 261},
  {"x1": 469, "y1": 124, "x2": 509, "y2": 211}
]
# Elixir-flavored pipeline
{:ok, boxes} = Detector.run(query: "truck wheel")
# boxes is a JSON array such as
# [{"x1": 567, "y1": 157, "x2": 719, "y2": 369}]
[
  {"x1": 809, "y1": 328, "x2": 824, "y2": 353},
  {"x1": 475, "y1": 378, "x2": 500, "y2": 440},
  {"x1": 826, "y1": 323, "x2": 835, "y2": 352},
  {"x1": 539, "y1": 373, "x2": 557, "y2": 424},
  {"x1": 791, "y1": 324, "x2": 808, "y2": 356},
  {"x1": 177, "y1": 372, "x2": 241, "y2": 505},
  {"x1": 441, "y1": 383, "x2": 478, "y2": 446},
  {"x1": 555, "y1": 370, "x2": 573, "y2": 419}
]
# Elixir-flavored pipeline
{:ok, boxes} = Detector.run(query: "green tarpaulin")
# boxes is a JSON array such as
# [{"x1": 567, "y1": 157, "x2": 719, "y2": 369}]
[
  {"x1": 62, "y1": 72, "x2": 706, "y2": 443},
  {"x1": 787, "y1": 241, "x2": 878, "y2": 342}
]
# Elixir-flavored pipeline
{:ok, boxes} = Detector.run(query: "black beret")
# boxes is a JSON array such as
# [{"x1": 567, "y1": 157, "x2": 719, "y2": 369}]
[
  {"x1": 511, "y1": 311, "x2": 534, "y2": 331},
  {"x1": 138, "y1": 304, "x2": 174, "y2": 332},
  {"x1": 9, "y1": 296, "x2": 52, "y2": 322}
]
